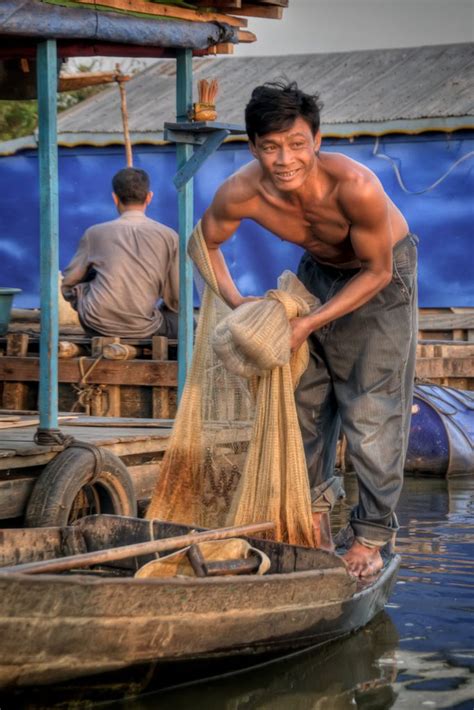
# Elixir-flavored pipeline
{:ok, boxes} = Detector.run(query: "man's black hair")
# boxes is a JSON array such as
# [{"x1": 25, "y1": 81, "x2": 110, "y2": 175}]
[
  {"x1": 112, "y1": 167, "x2": 150, "y2": 205},
  {"x1": 245, "y1": 80, "x2": 323, "y2": 143}
]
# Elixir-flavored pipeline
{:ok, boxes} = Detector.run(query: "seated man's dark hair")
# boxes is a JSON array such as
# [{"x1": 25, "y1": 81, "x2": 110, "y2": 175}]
[
  {"x1": 112, "y1": 167, "x2": 150, "y2": 205},
  {"x1": 245, "y1": 80, "x2": 323, "y2": 143}
]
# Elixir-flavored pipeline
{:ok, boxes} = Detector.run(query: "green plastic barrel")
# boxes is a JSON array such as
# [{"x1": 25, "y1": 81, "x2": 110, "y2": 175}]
[{"x1": 0, "y1": 288, "x2": 22, "y2": 335}]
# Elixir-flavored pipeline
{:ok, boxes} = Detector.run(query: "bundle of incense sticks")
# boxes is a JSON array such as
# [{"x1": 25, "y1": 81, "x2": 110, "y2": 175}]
[
  {"x1": 197, "y1": 78, "x2": 219, "y2": 106},
  {"x1": 194, "y1": 78, "x2": 219, "y2": 121}
]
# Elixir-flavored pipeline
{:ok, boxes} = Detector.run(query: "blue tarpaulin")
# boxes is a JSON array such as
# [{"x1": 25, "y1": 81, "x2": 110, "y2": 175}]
[{"x1": 0, "y1": 131, "x2": 472, "y2": 308}]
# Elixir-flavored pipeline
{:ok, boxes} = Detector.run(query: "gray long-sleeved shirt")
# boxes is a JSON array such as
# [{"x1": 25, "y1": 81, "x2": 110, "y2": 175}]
[{"x1": 62, "y1": 210, "x2": 179, "y2": 337}]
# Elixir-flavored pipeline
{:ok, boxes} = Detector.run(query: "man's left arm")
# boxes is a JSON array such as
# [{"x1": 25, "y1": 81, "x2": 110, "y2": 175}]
[
  {"x1": 291, "y1": 177, "x2": 393, "y2": 350},
  {"x1": 162, "y1": 231, "x2": 179, "y2": 314},
  {"x1": 61, "y1": 232, "x2": 91, "y2": 302}
]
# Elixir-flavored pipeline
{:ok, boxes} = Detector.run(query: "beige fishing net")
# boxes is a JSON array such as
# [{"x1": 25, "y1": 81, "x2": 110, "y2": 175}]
[{"x1": 147, "y1": 221, "x2": 317, "y2": 546}]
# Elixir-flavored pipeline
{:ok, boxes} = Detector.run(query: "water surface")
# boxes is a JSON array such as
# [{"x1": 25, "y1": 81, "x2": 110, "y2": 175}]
[{"x1": 4, "y1": 476, "x2": 474, "y2": 709}]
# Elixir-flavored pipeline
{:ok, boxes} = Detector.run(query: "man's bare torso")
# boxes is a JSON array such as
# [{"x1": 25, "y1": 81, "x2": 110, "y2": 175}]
[{"x1": 229, "y1": 151, "x2": 408, "y2": 269}]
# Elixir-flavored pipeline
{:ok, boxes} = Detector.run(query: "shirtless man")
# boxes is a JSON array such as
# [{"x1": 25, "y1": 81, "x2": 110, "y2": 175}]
[{"x1": 201, "y1": 81, "x2": 418, "y2": 577}]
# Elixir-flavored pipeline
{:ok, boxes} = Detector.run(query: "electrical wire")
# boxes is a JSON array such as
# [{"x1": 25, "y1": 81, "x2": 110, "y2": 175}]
[{"x1": 372, "y1": 137, "x2": 474, "y2": 195}]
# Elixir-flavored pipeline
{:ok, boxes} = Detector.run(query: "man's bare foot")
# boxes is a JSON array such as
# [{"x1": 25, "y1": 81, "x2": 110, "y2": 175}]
[
  {"x1": 312, "y1": 512, "x2": 335, "y2": 552},
  {"x1": 342, "y1": 540, "x2": 383, "y2": 578}
]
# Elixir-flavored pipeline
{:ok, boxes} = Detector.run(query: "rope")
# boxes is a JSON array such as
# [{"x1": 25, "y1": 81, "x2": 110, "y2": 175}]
[
  {"x1": 71, "y1": 354, "x2": 108, "y2": 415},
  {"x1": 65, "y1": 440, "x2": 105, "y2": 483},
  {"x1": 32, "y1": 432, "x2": 106, "y2": 482},
  {"x1": 372, "y1": 137, "x2": 474, "y2": 195},
  {"x1": 34, "y1": 428, "x2": 75, "y2": 446}
]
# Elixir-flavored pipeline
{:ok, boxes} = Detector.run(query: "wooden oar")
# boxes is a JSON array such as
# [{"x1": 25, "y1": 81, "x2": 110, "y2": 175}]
[{"x1": 0, "y1": 522, "x2": 275, "y2": 576}]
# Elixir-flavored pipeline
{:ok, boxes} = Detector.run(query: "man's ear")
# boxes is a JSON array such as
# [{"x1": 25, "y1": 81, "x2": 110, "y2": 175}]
[
  {"x1": 248, "y1": 141, "x2": 258, "y2": 159},
  {"x1": 314, "y1": 130, "x2": 322, "y2": 153},
  {"x1": 145, "y1": 191, "x2": 153, "y2": 206},
  {"x1": 112, "y1": 192, "x2": 119, "y2": 207}
]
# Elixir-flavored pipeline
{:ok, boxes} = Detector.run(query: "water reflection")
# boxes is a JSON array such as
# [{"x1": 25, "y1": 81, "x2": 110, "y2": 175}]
[
  {"x1": 388, "y1": 476, "x2": 474, "y2": 709},
  {"x1": 109, "y1": 612, "x2": 400, "y2": 710}
]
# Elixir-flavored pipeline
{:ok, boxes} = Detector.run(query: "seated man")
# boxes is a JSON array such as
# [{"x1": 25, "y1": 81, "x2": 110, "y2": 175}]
[{"x1": 62, "y1": 167, "x2": 179, "y2": 339}]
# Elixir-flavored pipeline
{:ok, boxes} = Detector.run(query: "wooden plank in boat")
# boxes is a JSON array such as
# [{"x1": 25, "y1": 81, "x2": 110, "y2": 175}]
[{"x1": 0, "y1": 526, "x2": 87, "y2": 566}]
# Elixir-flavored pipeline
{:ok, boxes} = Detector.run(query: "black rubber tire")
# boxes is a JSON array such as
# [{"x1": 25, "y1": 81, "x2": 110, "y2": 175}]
[{"x1": 25, "y1": 446, "x2": 137, "y2": 527}]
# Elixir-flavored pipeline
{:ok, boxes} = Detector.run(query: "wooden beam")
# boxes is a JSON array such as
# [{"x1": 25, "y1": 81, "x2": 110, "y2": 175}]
[
  {"x1": 210, "y1": 43, "x2": 235, "y2": 54},
  {"x1": 0, "y1": 477, "x2": 35, "y2": 519},
  {"x1": 0, "y1": 461, "x2": 161, "y2": 519},
  {"x1": 2, "y1": 335, "x2": 30, "y2": 411},
  {"x1": 0, "y1": 357, "x2": 178, "y2": 388},
  {"x1": 417, "y1": 342, "x2": 474, "y2": 359},
  {"x1": 152, "y1": 337, "x2": 171, "y2": 419},
  {"x1": 418, "y1": 311, "x2": 474, "y2": 331},
  {"x1": 415, "y1": 357, "x2": 474, "y2": 379},
  {"x1": 237, "y1": 30, "x2": 257, "y2": 42},
  {"x1": 58, "y1": 71, "x2": 131, "y2": 92},
  {"x1": 254, "y1": 0, "x2": 288, "y2": 6},
  {"x1": 0, "y1": 42, "x2": 176, "y2": 60},
  {"x1": 73, "y1": 0, "x2": 248, "y2": 27},
  {"x1": 221, "y1": 5, "x2": 283, "y2": 18},
  {"x1": 195, "y1": 0, "x2": 242, "y2": 7}
]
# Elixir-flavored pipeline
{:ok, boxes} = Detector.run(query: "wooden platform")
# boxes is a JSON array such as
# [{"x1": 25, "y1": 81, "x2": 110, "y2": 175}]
[
  {"x1": 0, "y1": 415, "x2": 252, "y2": 520},
  {"x1": 0, "y1": 417, "x2": 173, "y2": 469},
  {"x1": 0, "y1": 416, "x2": 174, "y2": 520}
]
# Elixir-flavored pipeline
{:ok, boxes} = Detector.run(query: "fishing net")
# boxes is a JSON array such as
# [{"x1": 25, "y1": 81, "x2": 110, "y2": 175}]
[{"x1": 146, "y1": 221, "x2": 317, "y2": 546}]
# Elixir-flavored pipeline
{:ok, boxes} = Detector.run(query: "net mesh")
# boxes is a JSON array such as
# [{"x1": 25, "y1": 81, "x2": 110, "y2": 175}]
[{"x1": 146, "y1": 221, "x2": 316, "y2": 546}]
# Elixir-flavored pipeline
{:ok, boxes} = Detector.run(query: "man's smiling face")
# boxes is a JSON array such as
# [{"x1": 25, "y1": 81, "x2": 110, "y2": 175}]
[{"x1": 250, "y1": 116, "x2": 321, "y2": 193}]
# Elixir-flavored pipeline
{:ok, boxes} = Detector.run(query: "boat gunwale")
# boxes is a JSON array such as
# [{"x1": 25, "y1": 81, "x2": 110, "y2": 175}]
[
  {"x1": 0, "y1": 562, "x2": 350, "y2": 586},
  {"x1": 0, "y1": 554, "x2": 400, "y2": 592}
]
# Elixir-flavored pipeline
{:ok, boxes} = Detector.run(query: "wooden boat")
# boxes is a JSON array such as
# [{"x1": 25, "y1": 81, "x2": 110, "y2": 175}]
[{"x1": 0, "y1": 514, "x2": 400, "y2": 689}]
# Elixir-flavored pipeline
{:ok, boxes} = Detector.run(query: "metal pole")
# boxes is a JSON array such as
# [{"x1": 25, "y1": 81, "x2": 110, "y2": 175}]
[
  {"x1": 176, "y1": 48, "x2": 194, "y2": 402},
  {"x1": 36, "y1": 40, "x2": 59, "y2": 433}
]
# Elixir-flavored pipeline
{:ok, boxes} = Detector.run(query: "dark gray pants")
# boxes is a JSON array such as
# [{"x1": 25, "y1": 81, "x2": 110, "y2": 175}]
[{"x1": 295, "y1": 234, "x2": 418, "y2": 545}]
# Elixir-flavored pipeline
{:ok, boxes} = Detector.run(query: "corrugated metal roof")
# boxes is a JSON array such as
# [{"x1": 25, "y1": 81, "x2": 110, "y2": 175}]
[{"x1": 33, "y1": 42, "x2": 474, "y2": 145}]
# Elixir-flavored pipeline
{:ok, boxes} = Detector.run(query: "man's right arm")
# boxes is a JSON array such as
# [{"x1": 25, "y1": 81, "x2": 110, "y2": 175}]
[{"x1": 201, "y1": 178, "x2": 251, "y2": 309}]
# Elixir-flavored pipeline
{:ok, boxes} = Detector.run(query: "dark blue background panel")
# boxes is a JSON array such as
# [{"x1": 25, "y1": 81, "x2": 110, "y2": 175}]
[{"x1": 0, "y1": 132, "x2": 472, "y2": 308}]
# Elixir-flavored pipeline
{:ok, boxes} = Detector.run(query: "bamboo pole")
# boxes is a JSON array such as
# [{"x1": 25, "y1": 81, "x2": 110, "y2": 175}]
[
  {"x1": 116, "y1": 65, "x2": 133, "y2": 167},
  {"x1": 0, "y1": 522, "x2": 275, "y2": 575}
]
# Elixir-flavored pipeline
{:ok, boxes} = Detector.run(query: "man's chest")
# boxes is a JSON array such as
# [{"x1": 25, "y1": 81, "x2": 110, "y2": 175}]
[{"x1": 249, "y1": 197, "x2": 352, "y2": 251}]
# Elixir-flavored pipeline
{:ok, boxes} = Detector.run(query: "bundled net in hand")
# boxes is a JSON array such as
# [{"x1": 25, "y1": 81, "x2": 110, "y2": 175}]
[{"x1": 147, "y1": 221, "x2": 316, "y2": 546}]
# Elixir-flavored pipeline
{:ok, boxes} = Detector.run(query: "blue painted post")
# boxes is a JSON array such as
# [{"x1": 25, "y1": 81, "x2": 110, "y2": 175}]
[
  {"x1": 37, "y1": 40, "x2": 59, "y2": 432},
  {"x1": 176, "y1": 49, "x2": 194, "y2": 401}
]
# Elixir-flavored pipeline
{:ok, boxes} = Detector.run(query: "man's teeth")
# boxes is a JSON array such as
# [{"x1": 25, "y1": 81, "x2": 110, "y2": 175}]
[{"x1": 277, "y1": 170, "x2": 298, "y2": 178}]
